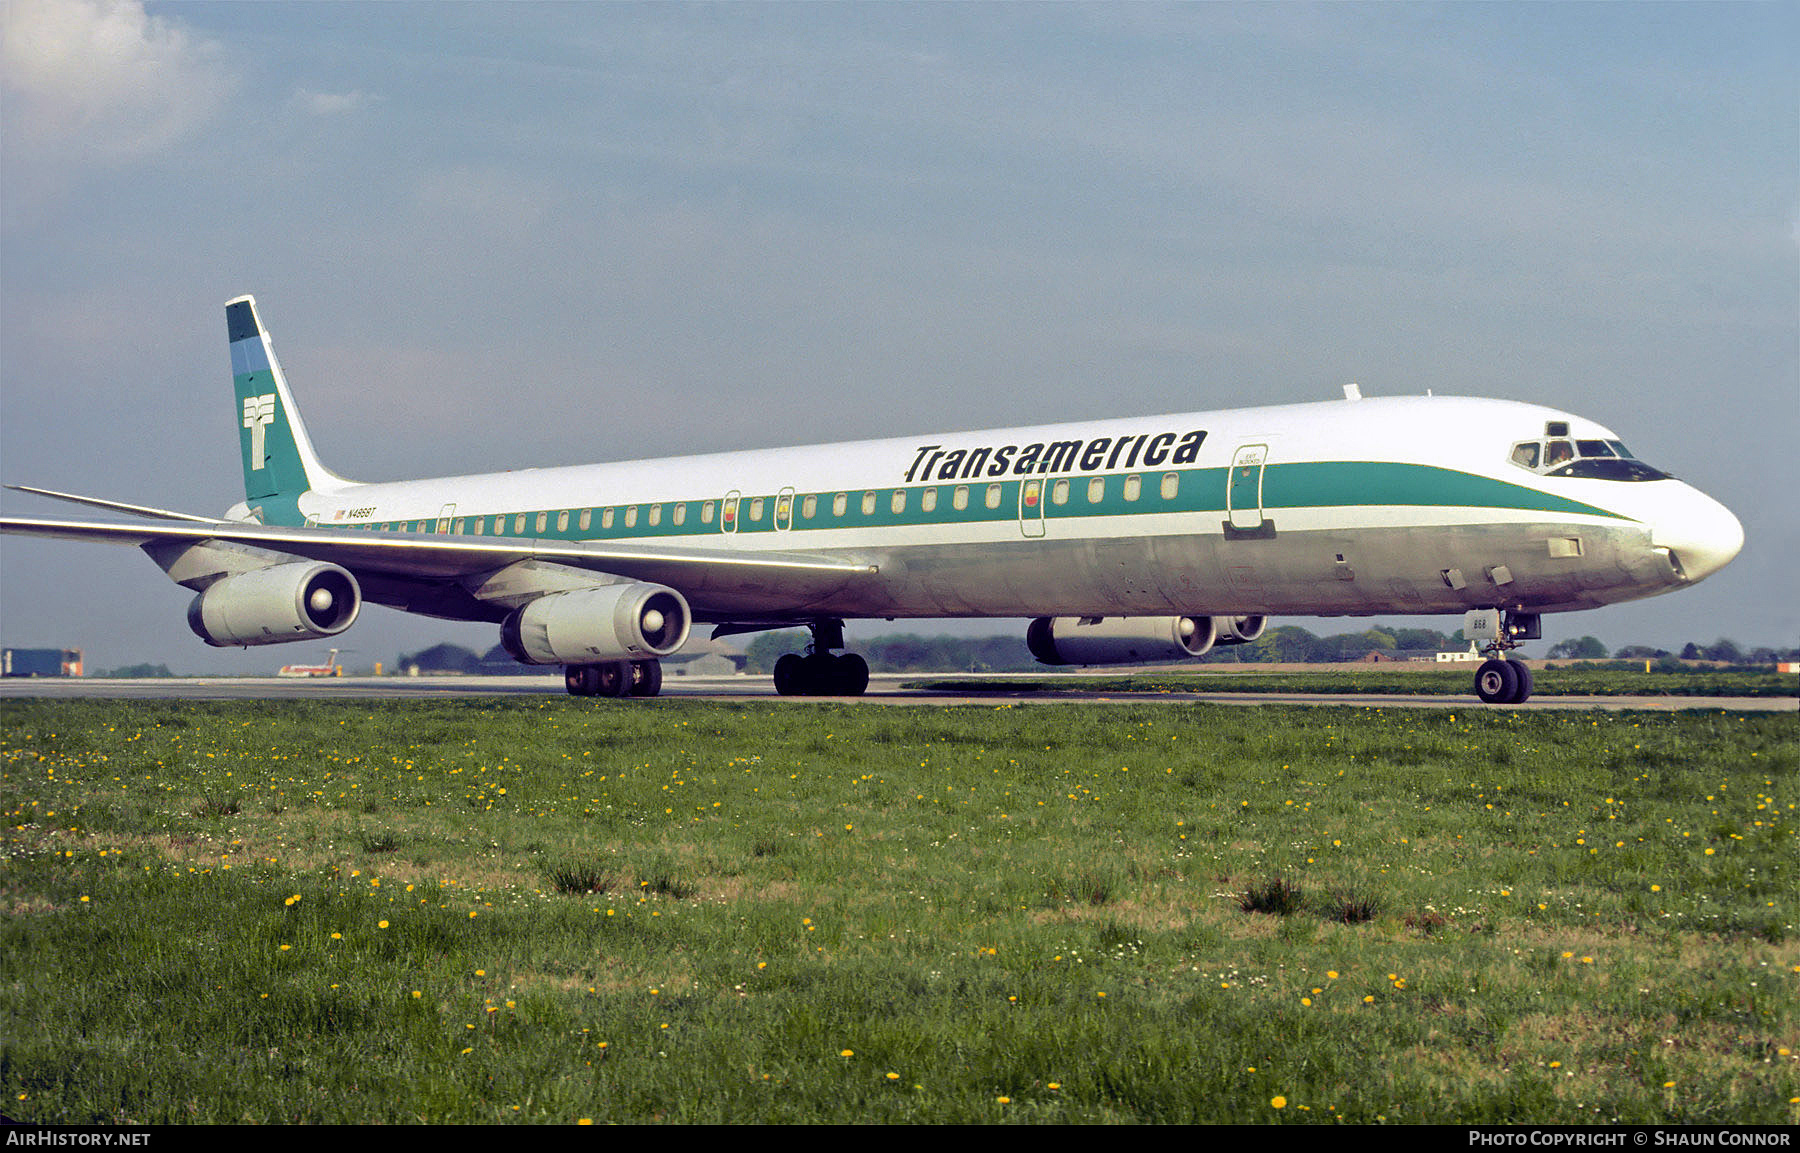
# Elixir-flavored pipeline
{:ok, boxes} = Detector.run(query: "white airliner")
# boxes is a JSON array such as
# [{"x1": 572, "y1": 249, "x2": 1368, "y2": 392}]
[{"x1": 1, "y1": 296, "x2": 1744, "y2": 704}]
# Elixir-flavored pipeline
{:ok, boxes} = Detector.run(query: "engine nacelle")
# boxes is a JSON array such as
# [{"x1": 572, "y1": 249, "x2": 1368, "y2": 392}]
[
  {"x1": 500, "y1": 582, "x2": 691, "y2": 666},
  {"x1": 1027, "y1": 615, "x2": 1218, "y2": 666},
  {"x1": 186, "y1": 562, "x2": 361, "y2": 647},
  {"x1": 1214, "y1": 615, "x2": 1268, "y2": 645}
]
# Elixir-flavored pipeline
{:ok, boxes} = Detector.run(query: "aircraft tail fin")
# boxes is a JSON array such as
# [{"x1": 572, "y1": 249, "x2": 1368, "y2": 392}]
[{"x1": 226, "y1": 295, "x2": 349, "y2": 513}]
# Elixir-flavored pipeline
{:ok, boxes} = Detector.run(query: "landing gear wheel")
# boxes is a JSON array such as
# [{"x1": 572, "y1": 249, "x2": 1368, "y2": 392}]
[
  {"x1": 594, "y1": 661, "x2": 633, "y2": 698},
  {"x1": 773, "y1": 653, "x2": 805, "y2": 696},
  {"x1": 1506, "y1": 657, "x2": 1533, "y2": 703},
  {"x1": 1474, "y1": 658, "x2": 1522, "y2": 705},
  {"x1": 565, "y1": 664, "x2": 599, "y2": 697},
  {"x1": 832, "y1": 653, "x2": 870, "y2": 696},
  {"x1": 629, "y1": 659, "x2": 663, "y2": 697}
]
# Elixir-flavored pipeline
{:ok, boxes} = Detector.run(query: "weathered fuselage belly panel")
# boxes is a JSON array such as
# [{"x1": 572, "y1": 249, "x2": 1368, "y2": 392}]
[{"x1": 726, "y1": 515, "x2": 1677, "y2": 622}]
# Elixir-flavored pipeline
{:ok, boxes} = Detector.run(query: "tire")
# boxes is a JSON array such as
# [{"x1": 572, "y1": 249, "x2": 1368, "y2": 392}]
[
  {"x1": 595, "y1": 661, "x2": 633, "y2": 698},
  {"x1": 833, "y1": 653, "x2": 870, "y2": 696},
  {"x1": 1474, "y1": 658, "x2": 1521, "y2": 705},
  {"x1": 1507, "y1": 658, "x2": 1534, "y2": 703},
  {"x1": 629, "y1": 659, "x2": 663, "y2": 697},
  {"x1": 565, "y1": 664, "x2": 598, "y2": 697},
  {"x1": 773, "y1": 653, "x2": 805, "y2": 696}
]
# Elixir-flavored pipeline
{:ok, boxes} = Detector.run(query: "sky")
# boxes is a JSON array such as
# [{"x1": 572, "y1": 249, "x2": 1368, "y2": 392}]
[{"x1": 1, "y1": 0, "x2": 1795, "y2": 674}]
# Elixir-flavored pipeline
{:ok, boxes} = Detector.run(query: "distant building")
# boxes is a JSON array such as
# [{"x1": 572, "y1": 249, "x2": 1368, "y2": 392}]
[{"x1": 2, "y1": 648, "x2": 83, "y2": 677}]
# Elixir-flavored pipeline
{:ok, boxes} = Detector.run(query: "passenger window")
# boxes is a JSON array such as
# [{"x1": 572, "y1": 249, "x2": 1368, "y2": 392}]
[
  {"x1": 1087, "y1": 477, "x2": 1105, "y2": 504},
  {"x1": 1160, "y1": 473, "x2": 1179, "y2": 500},
  {"x1": 921, "y1": 487, "x2": 937, "y2": 513},
  {"x1": 515, "y1": 515, "x2": 527, "y2": 534},
  {"x1": 472, "y1": 518, "x2": 484, "y2": 535},
  {"x1": 749, "y1": 498, "x2": 764, "y2": 522},
  {"x1": 673, "y1": 503, "x2": 687, "y2": 526},
  {"x1": 801, "y1": 495, "x2": 817, "y2": 519},
  {"x1": 649, "y1": 504, "x2": 662, "y2": 526},
  {"x1": 625, "y1": 506, "x2": 639, "y2": 528},
  {"x1": 556, "y1": 510, "x2": 570, "y2": 533},
  {"x1": 1051, "y1": 479, "x2": 1069, "y2": 506},
  {"x1": 702, "y1": 501, "x2": 715, "y2": 525},
  {"x1": 1124, "y1": 474, "x2": 1141, "y2": 502},
  {"x1": 985, "y1": 483, "x2": 1003, "y2": 510},
  {"x1": 861, "y1": 491, "x2": 877, "y2": 516},
  {"x1": 602, "y1": 508, "x2": 615, "y2": 530},
  {"x1": 453, "y1": 519, "x2": 465, "y2": 534},
  {"x1": 579, "y1": 509, "x2": 592, "y2": 531},
  {"x1": 833, "y1": 492, "x2": 848, "y2": 517},
  {"x1": 953, "y1": 485, "x2": 969, "y2": 511},
  {"x1": 891, "y1": 489, "x2": 906, "y2": 514}
]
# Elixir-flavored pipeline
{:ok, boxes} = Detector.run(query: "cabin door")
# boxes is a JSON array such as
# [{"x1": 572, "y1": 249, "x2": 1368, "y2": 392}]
[
  {"x1": 1226, "y1": 444, "x2": 1267, "y2": 533},
  {"x1": 1018, "y1": 477, "x2": 1047, "y2": 537}
]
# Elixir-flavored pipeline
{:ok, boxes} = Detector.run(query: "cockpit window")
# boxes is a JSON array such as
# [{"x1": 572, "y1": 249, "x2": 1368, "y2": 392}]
[{"x1": 1509, "y1": 436, "x2": 1669, "y2": 482}]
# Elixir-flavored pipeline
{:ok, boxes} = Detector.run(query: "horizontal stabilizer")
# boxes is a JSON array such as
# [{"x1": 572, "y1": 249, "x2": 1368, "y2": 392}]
[{"x1": 4, "y1": 485, "x2": 223, "y2": 524}]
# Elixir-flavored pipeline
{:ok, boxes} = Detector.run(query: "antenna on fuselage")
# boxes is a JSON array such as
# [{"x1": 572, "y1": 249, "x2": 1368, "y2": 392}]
[{"x1": 1343, "y1": 382, "x2": 1362, "y2": 401}]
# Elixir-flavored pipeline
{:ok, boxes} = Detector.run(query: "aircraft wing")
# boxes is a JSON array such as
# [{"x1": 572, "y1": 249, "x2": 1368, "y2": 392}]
[{"x1": 0, "y1": 514, "x2": 880, "y2": 615}]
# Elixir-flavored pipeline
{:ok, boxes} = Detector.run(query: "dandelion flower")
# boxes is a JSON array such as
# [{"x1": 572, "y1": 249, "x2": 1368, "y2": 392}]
[{"x1": 1271, "y1": 1096, "x2": 1287, "y2": 1109}]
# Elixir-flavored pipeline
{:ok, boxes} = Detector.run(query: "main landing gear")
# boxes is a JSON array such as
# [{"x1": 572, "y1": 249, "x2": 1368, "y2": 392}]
[
  {"x1": 564, "y1": 659, "x2": 663, "y2": 698},
  {"x1": 772, "y1": 618, "x2": 870, "y2": 697},
  {"x1": 1466, "y1": 608, "x2": 1538, "y2": 705}
]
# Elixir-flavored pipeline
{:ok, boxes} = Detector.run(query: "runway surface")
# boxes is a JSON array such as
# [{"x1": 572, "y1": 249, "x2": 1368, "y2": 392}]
[{"x1": 3, "y1": 673, "x2": 1792, "y2": 711}]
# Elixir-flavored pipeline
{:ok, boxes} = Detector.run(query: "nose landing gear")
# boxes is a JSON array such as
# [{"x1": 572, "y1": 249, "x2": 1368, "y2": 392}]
[{"x1": 1466, "y1": 608, "x2": 1539, "y2": 705}]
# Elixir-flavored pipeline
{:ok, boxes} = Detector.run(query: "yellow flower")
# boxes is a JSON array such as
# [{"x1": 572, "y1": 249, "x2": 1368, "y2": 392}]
[
  {"x1": 841, "y1": 1049, "x2": 854, "y2": 1058},
  {"x1": 1271, "y1": 1096, "x2": 1287, "y2": 1109}
]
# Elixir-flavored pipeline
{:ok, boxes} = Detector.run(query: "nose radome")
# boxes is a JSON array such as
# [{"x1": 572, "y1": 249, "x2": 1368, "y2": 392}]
[{"x1": 1653, "y1": 485, "x2": 1744, "y2": 583}]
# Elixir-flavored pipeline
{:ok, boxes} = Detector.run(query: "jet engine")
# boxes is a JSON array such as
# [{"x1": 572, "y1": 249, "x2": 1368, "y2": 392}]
[
  {"x1": 1027, "y1": 615, "x2": 1219, "y2": 666},
  {"x1": 500, "y1": 582, "x2": 691, "y2": 665},
  {"x1": 1214, "y1": 615, "x2": 1268, "y2": 645},
  {"x1": 186, "y1": 562, "x2": 361, "y2": 647}
]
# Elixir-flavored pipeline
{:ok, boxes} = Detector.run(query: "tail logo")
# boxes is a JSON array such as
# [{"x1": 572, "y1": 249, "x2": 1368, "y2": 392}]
[{"x1": 243, "y1": 393, "x2": 276, "y2": 470}]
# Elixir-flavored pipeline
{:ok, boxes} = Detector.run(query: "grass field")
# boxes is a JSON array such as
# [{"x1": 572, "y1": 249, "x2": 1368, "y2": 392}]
[{"x1": 3, "y1": 698, "x2": 1795, "y2": 1124}]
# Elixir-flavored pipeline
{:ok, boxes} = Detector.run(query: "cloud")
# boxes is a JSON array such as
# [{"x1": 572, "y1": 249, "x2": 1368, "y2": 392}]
[
  {"x1": 290, "y1": 88, "x2": 380, "y2": 117},
  {"x1": 1, "y1": 0, "x2": 231, "y2": 165}
]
